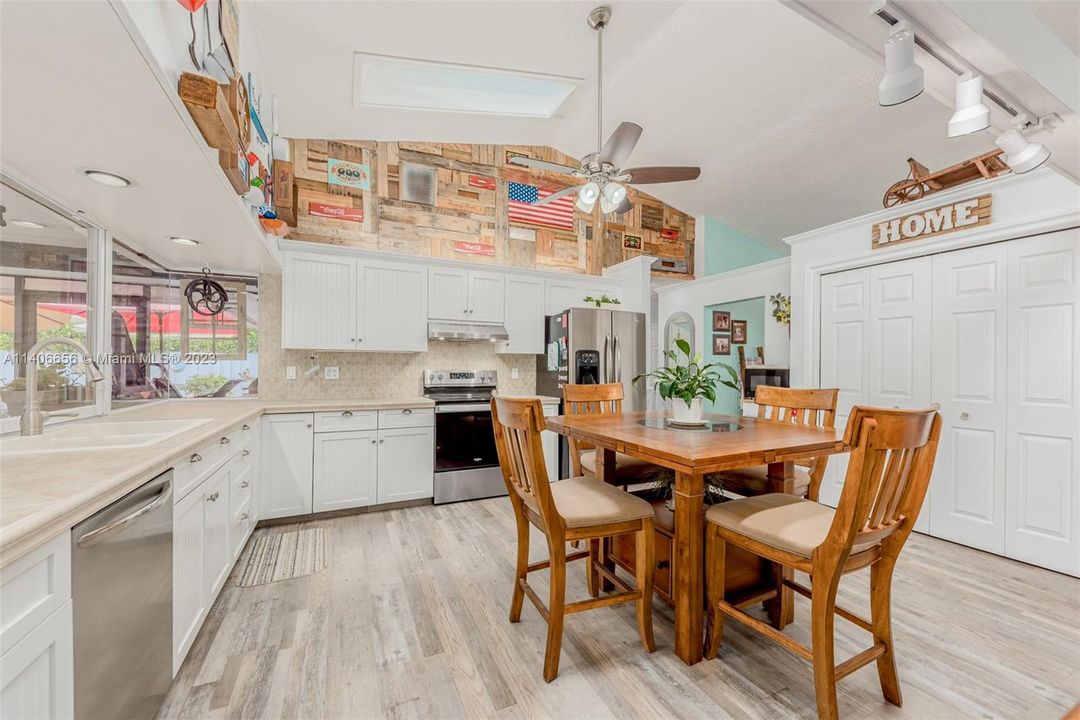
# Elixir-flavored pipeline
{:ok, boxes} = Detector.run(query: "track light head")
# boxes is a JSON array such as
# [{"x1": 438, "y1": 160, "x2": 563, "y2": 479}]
[
  {"x1": 947, "y1": 72, "x2": 991, "y2": 137},
  {"x1": 878, "y1": 21, "x2": 924, "y2": 107},
  {"x1": 995, "y1": 130, "x2": 1050, "y2": 174}
]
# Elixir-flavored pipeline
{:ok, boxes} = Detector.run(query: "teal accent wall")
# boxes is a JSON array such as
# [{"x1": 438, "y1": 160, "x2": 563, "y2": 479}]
[
  {"x1": 702, "y1": 297, "x2": 764, "y2": 416},
  {"x1": 702, "y1": 216, "x2": 785, "y2": 276}
]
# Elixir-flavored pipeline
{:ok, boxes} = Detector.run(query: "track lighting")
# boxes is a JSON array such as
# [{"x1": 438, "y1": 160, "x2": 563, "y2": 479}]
[
  {"x1": 995, "y1": 130, "x2": 1050, "y2": 174},
  {"x1": 947, "y1": 72, "x2": 991, "y2": 137},
  {"x1": 576, "y1": 181, "x2": 599, "y2": 212},
  {"x1": 878, "y1": 21, "x2": 924, "y2": 107},
  {"x1": 599, "y1": 182, "x2": 626, "y2": 214}
]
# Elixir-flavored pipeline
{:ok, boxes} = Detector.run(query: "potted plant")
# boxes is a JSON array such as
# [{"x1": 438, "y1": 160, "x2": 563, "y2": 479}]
[{"x1": 633, "y1": 338, "x2": 739, "y2": 425}]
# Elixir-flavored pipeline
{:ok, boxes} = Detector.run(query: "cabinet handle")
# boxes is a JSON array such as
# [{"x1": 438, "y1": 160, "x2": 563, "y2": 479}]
[
  {"x1": 242, "y1": 424, "x2": 250, "y2": 431},
  {"x1": 351, "y1": 338, "x2": 356, "y2": 342},
  {"x1": 306, "y1": 423, "x2": 312, "y2": 428},
  {"x1": 342, "y1": 410, "x2": 353, "y2": 417},
  {"x1": 240, "y1": 512, "x2": 249, "y2": 521},
  {"x1": 656, "y1": 560, "x2": 670, "y2": 570},
  {"x1": 241, "y1": 449, "x2": 250, "y2": 457},
  {"x1": 220, "y1": 436, "x2": 230, "y2": 445},
  {"x1": 190, "y1": 453, "x2": 203, "y2": 463},
  {"x1": 207, "y1": 491, "x2": 219, "y2": 503},
  {"x1": 371, "y1": 439, "x2": 377, "y2": 445},
  {"x1": 379, "y1": 439, "x2": 385, "y2": 443},
  {"x1": 241, "y1": 481, "x2": 249, "y2": 488},
  {"x1": 402, "y1": 408, "x2": 412, "y2": 415},
  {"x1": 960, "y1": 412, "x2": 970, "y2": 420}
]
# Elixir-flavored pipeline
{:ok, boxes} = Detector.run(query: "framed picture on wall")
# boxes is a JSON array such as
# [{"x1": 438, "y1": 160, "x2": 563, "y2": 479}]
[
  {"x1": 712, "y1": 334, "x2": 730, "y2": 355},
  {"x1": 712, "y1": 310, "x2": 731, "y2": 332},
  {"x1": 731, "y1": 320, "x2": 747, "y2": 344}
]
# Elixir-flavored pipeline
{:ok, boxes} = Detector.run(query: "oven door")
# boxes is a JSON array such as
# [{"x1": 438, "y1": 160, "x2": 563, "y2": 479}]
[{"x1": 434, "y1": 403, "x2": 500, "y2": 472}]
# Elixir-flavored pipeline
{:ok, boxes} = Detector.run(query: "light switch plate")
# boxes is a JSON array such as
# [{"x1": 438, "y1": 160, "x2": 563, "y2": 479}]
[
  {"x1": 324, "y1": 366, "x2": 339, "y2": 380},
  {"x1": 286, "y1": 366, "x2": 296, "y2": 380},
  {"x1": 511, "y1": 367, "x2": 519, "y2": 380}
]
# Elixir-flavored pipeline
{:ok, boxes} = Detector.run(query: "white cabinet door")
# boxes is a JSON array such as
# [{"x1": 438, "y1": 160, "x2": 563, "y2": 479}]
[
  {"x1": 930, "y1": 244, "x2": 1008, "y2": 552},
  {"x1": 172, "y1": 486, "x2": 205, "y2": 674},
  {"x1": 202, "y1": 466, "x2": 232, "y2": 601},
  {"x1": 259, "y1": 414, "x2": 314, "y2": 519},
  {"x1": 282, "y1": 251, "x2": 357, "y2": 350},
  {"x1": 818, "y1": 267, "x2": 870, "y2": 508},
  {"x1": 869, "y1": 257, "x2": 932, "y2": 531},
  {"x1": 468, "y1": 271, "x2": 505, "y2": 323},
  {"x1": 359, "y1": 261, "x2": 428, "y2": 351},
  {"x1": 428, "y1": 268, "x2": 469, "y2": 321},
  {"x1": 499, "y1": 276, "x2": 544, "y2": 354},
  {"x1": 377, "y1": 427, "x2": 434, "y2": 504},
  {"x1": 545, "y1": 279, "x2": 583, "y2": 315},
  {"x1": 542, "y1": 402, "x2": 560, "y2": 483},
  {"x1": 0, "y1": 601, "x2": 73, "y2": 720},
  {"x1": 313, "y1": 430, "x2": 378, "y2": 512},
  {"x1": 1005, "y1": 229, "x2": 1080, "y2": 576}
]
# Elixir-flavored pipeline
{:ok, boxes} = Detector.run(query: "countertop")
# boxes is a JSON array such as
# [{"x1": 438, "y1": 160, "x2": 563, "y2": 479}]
[{"x1": 0, "y1": 397, "x2": 434, "y2": 565}]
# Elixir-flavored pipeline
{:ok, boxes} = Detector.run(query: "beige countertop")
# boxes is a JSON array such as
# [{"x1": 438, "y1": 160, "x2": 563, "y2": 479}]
[{"x1": 0, "y1": 397, "x2": 433, "y2": 565}]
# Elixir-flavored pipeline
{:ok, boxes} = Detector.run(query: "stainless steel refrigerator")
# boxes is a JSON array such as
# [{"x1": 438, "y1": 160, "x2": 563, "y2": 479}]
[{"x1": 536, "y1": 307, "x2": 647, "y2": 477}]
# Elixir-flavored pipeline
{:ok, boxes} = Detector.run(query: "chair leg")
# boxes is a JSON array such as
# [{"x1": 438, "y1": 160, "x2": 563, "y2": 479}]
[
  {"x1": 704, "y1": 523, "x2": 726, "y2": 659},
  {"x1": 634, "y1": 519, "x2": 656, "y2": 653},
  {"x1": 509, "y1": 514, "x2": 529, "y2": 623},
  {"x1": 871, "y1": 558, "x2": 903, "y2": 707},
  {"x1": 810, "y1": 569, "x2": 841, "y2": 720},
  {"x1": 543, "y1": 541, "x2": 567, "y2": 683},
  {"x1": 586, "y1": 539, "x2": 601, "y2": 598}
]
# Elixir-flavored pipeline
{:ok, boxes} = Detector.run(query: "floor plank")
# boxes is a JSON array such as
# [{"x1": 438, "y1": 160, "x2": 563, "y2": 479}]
[{"x1": 158, "y1": 498, "x2": 1080, "y2": 720}]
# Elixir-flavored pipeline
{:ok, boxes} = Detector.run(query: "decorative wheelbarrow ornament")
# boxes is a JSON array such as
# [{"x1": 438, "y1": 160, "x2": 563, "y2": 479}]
[{"x1": 882, "y1": 149, "x2": 1010, "y2": 208}]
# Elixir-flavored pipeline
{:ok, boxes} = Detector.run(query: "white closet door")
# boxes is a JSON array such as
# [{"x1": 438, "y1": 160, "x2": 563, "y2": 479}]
[
  {"x1": 1005, "y1": 229, "x2": 1080, "y2": 576},
  {"x1": 930, "y1": 243, "x2": 1008, "y2": 552},
  {"x1": 869, "y1": 257, "x2": 932, "y2": 530},
  {"x1": 818, "y1": 268, "x2": 870, "y2": 507}
]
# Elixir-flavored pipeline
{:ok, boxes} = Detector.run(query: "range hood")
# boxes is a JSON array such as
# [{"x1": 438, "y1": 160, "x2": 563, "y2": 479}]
[{"x1": 428, "y1": 321, "x2": 509, "y2": 342}]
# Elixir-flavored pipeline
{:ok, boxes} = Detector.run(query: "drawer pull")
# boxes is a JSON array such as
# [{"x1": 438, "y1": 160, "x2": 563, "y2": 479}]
[
  {"x1": 240, "y1": 512, "x2": 249, "y2": 521},
  {"x1": 242, "y1": 424, "x2": 250, "y2": 431},
  {"x1": 241, "y1": 449, "x2": 250, "y2": 457},
  {"x1": 190, "y1": 453, "x2": 203, "y2": 463},
  {"x1": 241, "y1": 481, "x2": 249, "y2": 489},
  {"x1": 402, "y1": 408, "x2": 413, "y2": 415},
  {"x1": 206, "y1": 491, "x2": 220, "y2": 503},
  {"x1": 342, "y1": 411, "x2": 353, "y2": 417},
  {"x1": 220, "y1": 436, "x2": 231, "y2": 445}
]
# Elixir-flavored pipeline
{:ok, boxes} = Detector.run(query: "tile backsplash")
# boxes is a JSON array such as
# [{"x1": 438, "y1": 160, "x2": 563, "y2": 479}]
[{"x1": 259, "y1": 273, "x2": 538, "y2": 400}]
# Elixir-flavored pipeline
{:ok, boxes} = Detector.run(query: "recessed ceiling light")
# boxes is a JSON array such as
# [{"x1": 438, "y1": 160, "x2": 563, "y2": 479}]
[
  {"x1": 10, "y1": 220, "x2": 46, "y2": 229},
  {"x1": 170, "y1": 236, "x2": 200, "y2": 246},
  {"x1": 84, "y1": 170, "x2": 131, "y2": 187}
]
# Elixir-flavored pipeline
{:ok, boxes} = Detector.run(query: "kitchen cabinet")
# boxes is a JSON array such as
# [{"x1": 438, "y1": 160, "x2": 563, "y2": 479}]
[
  {"x1": 0, "y1": 601, "x2": 73, "y2": 720},
  {"x1": 376, "y1": 427, "x2": 435, "y2": 504},
  {"x1": 259, "y1": 414, "x2": 314, "y2": 520},
  {"x1": 313, "y1": 430, "x2": 378, "y2": 512},
  {"x1": 498, "y1": 276, "x2": 544, "y2": 354},
  {"x1": 544, "y1": 277, "x2": 622, "y2": 315},
  {"x1": 230, "y1": 458, "x2": 254, "y2": 561},
  {"x1": 428, "y1": 268, "x2": 505, "y2": 323},
  {"x1": 172, "y1": 481, "x2": 206, "y2": 674},
  {"x1": 202, "y1": 464, "x2": 232, "y2": 601},
  {"x1": 358, "y1": 260, "x2": 427, "y2": 352}
]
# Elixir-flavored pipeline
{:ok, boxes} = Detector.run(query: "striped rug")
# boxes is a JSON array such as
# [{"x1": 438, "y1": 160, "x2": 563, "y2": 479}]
[{"x1": 235, "y1": 527, "x2": 327, "y2": 587}]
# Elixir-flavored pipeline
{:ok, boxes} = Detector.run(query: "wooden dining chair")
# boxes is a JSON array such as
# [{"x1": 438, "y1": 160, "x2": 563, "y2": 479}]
[
  {"x1": 491, "y1": 396, "x2": 657, "y2": 682},
  {"x1": 717, "y1": 386, "x2": 839, "y2": 500},
  {"x1": 704, "y1": 404, "x2": 941, "y2": 720},
  {"x1": 562, "y1": 383, "x2": 656, "y2": 483}
]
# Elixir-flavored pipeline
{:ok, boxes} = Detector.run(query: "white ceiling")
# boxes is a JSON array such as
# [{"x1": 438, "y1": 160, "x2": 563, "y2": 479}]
[{"x1": 248, "y1": 0, "x2": 1000, "y2": 250}]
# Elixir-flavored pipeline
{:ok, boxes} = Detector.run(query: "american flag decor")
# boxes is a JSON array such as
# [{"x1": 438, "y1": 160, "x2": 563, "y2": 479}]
[{"x1": 508, "y1": 182, "x2": 574, "y2": 230}]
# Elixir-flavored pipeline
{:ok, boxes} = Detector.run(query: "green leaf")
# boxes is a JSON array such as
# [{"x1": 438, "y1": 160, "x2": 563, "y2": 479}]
[{"x1": 674, "y1": 337, "x2": 691, "y2": 358}]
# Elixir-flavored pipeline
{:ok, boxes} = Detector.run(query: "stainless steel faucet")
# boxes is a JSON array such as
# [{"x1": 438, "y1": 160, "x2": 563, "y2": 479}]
[{"x1": 20, "y1": 338, "x2": 104, "y2": 436}]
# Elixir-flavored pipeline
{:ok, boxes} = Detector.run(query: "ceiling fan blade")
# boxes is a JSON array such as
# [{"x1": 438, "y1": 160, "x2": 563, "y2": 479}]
[
  {"x1": 624, "y1": 166, "x2": 701, "y2": 184},
  {"x1": 598, "y1": 122, "x2": 643, "y2": 169},
  {"x1": 507, "y1": 156, "x2": 580, "y2": 175},
  {"x1": 614, "y1": 196, "x2": 633, "y2": 215},
  {"x1": 534, "y1": 185, "x2": 581, "y2": 205}
]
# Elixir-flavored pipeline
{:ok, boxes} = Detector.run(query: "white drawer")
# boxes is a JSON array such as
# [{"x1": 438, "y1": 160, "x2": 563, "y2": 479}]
[
  {"x1": 378, "y1": 407, "x2": 433, "y2": 429},
  {"x1": 0, "y1": 532, "x2": 71, "y2": 655},
  {"x1": 231, "y1": 459, "x2": 254, "y2": 510},
  {"x1": 176, "y1": 431, "x2": 235, "y2": 501},
  {"x1": 234, "y1": 419, "x2": 258, "y2": 448},
  {"x1": 314, "y1": 410, "x2": 378, "y2": 433}
]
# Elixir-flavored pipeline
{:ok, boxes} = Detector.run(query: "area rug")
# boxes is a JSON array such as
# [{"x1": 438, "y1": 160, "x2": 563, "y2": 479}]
[{"x1": 235, "y1": 527, "x2": 327, "y2": 587}]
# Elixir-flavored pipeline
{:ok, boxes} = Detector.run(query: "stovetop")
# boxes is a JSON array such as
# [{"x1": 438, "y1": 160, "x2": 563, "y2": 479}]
[{"x1": 423, "y1": 369, "x2": 497, "y2": 403}]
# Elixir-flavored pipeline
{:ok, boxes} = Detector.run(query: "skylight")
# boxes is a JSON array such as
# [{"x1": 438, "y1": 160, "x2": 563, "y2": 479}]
[{"x1": 351, "y1": 52, "x2": 582, "y2": 118}]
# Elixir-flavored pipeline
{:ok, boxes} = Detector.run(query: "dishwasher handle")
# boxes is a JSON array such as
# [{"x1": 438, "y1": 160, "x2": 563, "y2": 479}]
[{"x1": 76, "y1": 480, "x2": 172, "y2": 549}]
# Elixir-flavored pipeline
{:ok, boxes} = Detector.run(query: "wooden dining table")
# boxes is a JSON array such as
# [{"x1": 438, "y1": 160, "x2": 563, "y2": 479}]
[{"x1": 544, "y1": 410, "x2": 848, "y2": 665}]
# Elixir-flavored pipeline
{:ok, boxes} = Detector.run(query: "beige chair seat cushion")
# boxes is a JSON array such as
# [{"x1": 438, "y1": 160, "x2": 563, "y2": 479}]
[
  {"x1": 580, "y1": 449, "x2": 656, "y2": 480},
  {"x1": 714, "y1": 465, "x2": 811, "y2": 497},
  {"x1": 706, "y1": 493, "x2": 877, "y2": 558},
  {"x1": 552, "y1": 477, "x2": 655, "y2": 528}
]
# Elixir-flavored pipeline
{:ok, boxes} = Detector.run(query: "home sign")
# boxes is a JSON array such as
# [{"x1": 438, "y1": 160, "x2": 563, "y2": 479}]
[{"x1": 872, "y1": 194, "x2": 991, "y2": 250}]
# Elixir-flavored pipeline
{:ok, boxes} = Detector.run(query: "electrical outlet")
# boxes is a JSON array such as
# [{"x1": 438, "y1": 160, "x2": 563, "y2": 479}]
[
  {"x1": 286, "y1": 366, "x2": 296, "y2": 380},
  {"x1": 324, "y1": 366, "x2": 339, "y2": 380},
  {"x1": 511, "y1": 367, "x2": 519, "y2": 380}
]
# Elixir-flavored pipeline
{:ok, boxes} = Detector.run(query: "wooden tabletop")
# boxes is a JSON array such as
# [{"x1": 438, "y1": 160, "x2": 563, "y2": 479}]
[{"x1": 544, "y1": 411, "x2": 847, "y2": 473}]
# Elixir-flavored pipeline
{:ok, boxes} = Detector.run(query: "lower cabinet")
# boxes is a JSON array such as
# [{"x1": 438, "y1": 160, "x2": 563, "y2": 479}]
[
  {"x1": 259, "y1": 414, "x2": 314, "y2": 520},
  {"x1": 172, "y1": 482, "x2": 207, "y2": 674},
  {"x1": 376, "y1": 427, "x2": 435, "y2": 504},
  {"x1": 202, "y1": 466, "x2": 232, "y2": 601},
  {"x1": 0, "y1": 600, "x2": 73, "y2": 720},
  {"x1": 313, "y1": 430, "x2": 378, "y2": 512}
]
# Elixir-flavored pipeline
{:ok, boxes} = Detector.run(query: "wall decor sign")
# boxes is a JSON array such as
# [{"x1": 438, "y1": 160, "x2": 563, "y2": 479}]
[
  {"x1": 872, "y1": 194, "x2": 991, "y2": 250},
  {"x1": 640, "y1": 203, "x2": 664, "y2": 231},
  {"x1": 327, "y1": 158, "x2": 371, "y2": 190},
  {"x1": 660, "y1": 227, "x2": 680, "y2": 241},
  {"x1": 623, "y1": 234, "x2": 642, "y2": 250},
  {"x1": 505, "y1": 150, "x2": 528, "y2": 165},
  {"x1": 712, "y1": 334, "x2": 730, "y2": 356},
  {"x1": 454, "y1": 241, "x2": 495, "y2": 256},
  {"x1": 731, "y1": 320, "x2": 747, "y2": 344},
  {"x1": 468, "y1": 175, "x2": 496, "y2": 191},
  {"x1": 400, "y1": 163, "x2": 437, "y2": 205},
  {"x1": 712, "y1": 310, "x2": 731, "y2": 332},
  {"x1": 309, "y1": 202, "x2": 363, "y2": 223}
]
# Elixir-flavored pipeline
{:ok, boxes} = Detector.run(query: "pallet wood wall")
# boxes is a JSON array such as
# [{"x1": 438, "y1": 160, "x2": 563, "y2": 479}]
[{"x1": 285, "y1": 139, "x2": 695, "y2": 278}]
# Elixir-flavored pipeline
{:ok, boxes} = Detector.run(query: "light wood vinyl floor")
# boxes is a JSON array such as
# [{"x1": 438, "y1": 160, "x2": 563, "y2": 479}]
[{"x1": 158, "y1": 498, "x2": 1080, "y2": 720}]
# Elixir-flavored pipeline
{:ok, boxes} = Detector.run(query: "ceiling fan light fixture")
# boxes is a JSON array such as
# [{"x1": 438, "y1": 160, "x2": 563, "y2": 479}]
[
  {"x1": 947, "y1": 72, "x2": 991, "y2": 137},
  {"x1": 995, "y1": 129, "x2": 1050, "y2": 174},
  {"x1": 599, "y1": 182, "x2": 626, "y2": 214},
  {"x1": 878, "y1": 21, "x2": 924, "y2": 107},
  {"x1": 576, "y1": 181, "x2": 600, "y2": 212}
]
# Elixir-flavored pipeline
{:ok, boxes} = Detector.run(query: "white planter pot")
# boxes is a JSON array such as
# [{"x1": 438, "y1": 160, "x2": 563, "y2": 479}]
[{"x1": 671, "y1": 397, "x2": 704, "y2": 424}]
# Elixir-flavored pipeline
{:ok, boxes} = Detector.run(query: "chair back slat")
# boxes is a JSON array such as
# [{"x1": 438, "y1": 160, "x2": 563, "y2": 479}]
[
  {"x1": 562, "y1": 383, "x2": 625, "y2": 476},
  {"x1": 491, "y1": 397, "x2": 561, "y2": 531},
  {"x1": 753, "y1": 387, "x2": 840, "y2": 499}
]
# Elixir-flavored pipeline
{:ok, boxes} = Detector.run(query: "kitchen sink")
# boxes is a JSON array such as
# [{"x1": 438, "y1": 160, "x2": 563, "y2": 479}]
[{"x1": 0, "y1": 418, "x2": 213, "y2": 455}]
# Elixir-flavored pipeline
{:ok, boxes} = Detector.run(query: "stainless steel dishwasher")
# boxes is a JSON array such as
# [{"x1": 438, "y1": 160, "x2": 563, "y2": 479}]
[{"x1": 72, "y1": 470, "x2": 173, "y2": 720}]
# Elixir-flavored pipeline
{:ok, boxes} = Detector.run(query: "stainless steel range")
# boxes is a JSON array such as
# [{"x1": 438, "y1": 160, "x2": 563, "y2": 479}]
[{"x1": 424, "y1": 369, "x2": 506, "y2": 504}]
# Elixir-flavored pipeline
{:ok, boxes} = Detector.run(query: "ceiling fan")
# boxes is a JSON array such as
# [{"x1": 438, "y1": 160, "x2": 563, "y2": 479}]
[{"x1": 508, "y1": 5, "x2": 700, "y2": 216}]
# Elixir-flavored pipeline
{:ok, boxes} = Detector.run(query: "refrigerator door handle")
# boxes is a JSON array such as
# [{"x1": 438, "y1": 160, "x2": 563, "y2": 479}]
[
  {"x1": 614, "y1": 333, "x2": 622, "y2": 383},
  {"x1": 603, "y1": 334, "x2": 611, "y2": 383}
]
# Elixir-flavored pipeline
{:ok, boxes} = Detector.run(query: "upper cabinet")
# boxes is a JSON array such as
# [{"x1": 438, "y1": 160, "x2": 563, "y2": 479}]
[
  {"x1": 498, "y1": 275, "x2": 544, "y2": 355},
  {"x1": 544, "y1": 276, "x2": 622, "y2": 315},
  {"x1": 428, "y1": 268, "x2": 505, "y2": 323},
  {"x1": 282, "y1": 250, "x2": 427, "y2": 352}
]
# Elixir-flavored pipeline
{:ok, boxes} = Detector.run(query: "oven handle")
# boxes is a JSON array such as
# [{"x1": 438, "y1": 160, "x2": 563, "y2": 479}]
[{"x1": 435, "y1": 403, "x2": 492, "y2": 414}]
